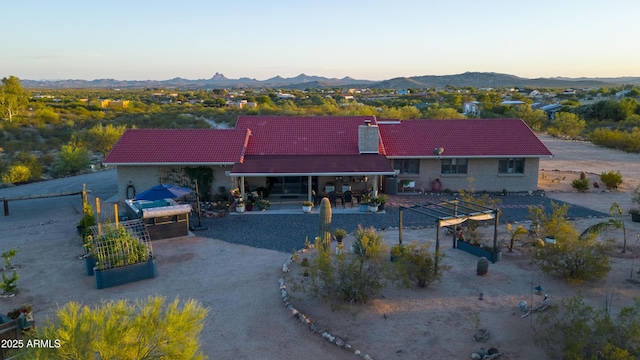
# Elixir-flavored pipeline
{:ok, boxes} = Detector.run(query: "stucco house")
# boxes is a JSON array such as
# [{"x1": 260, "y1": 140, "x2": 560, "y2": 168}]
[{"x1": 104, "y1": 116, "x2": 552, "y2": 202}]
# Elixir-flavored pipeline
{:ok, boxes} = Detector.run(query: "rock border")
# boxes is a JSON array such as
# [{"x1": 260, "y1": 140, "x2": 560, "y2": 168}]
[{"x1": 280, "y1": 245, "x2": 374, "y2": 360}]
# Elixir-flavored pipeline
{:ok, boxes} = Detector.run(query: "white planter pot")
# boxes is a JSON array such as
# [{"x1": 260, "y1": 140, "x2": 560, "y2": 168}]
[
  {"x1": 236, "y1": 205, "x2": 246, "y2": 213},
  {"x1": 368, "y1": 205, "x2": 378, "y2": 213},
  {"x1": 302, "y1": 205, "x2": 313, "y2": 213}
]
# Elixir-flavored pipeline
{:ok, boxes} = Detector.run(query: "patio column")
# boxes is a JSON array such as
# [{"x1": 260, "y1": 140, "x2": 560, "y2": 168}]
[
  {"x1": 307, "y1": 176, "x2": 312, "y2": 202},
  {"x1": 372, "y1": 176, "x2": 379, "y2": 197},
  {"x1": 240, "y1": 177, "x2": 246, "y2": 198}
]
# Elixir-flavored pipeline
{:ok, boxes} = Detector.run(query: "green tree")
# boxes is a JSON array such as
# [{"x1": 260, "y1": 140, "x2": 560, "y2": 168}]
[
  {"x1": 87, "y1": 123, "x2": 127, "y2": 158},
  {"x1": 16, "y1": 296, "x2": 208, "y2": 359},
  {"x1": 52, "y1": 140, "x2": 90, "y2": 177},
  {"x1": 34, "y1": 106, "x2": 61, "y2": 125},
  {"x1": 423, "y1": 105, "x2": 466, "y2": 119},
  {"x1": 0, "y1": 76, "x2": 29, "y2": 122},
  {"x1": 513, "y1": 106, "x2": 548, "y2": 131},
  {"x1": 547, "y1": 112, "x2": 586, "y2": 138}
]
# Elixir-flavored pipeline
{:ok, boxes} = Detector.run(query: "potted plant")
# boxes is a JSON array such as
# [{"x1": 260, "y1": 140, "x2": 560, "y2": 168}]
[
  {"x1": 630, "y1": 208, "x2": 640, "y2": 223},
  {"x1": 256, "y1": 198, "x2": 270, "y2": 211},
  {"x1": 230, "y1": 188, "x2": 245, "y2": 213},
  {"x1": 7, "y1": 304, "x2": 33, "y2": 330},
  {"x1": 359, "y1": 193, "x2": 372, "y2": 212},
  {"x1": 333, "y1": 228, "x2": 347, "y2": 243},
  {"x1": 92, "y1": 223, "x2": 156, "y2": 289},
  {"x1": 235, "y1": 198, "x2": 245, "y2": 213},
  {"x1": 302, "y1": 201, "x2": 314, "y2": 214},
  {"x1": 376, "y1": 194, "x2": 388, "y2": 211},
  {"x1": 245, "y1": 200, "x2": 253, "y2": 211},
  {"x1": 368, "y1": 198, "x2": 379, "y2": 213}
]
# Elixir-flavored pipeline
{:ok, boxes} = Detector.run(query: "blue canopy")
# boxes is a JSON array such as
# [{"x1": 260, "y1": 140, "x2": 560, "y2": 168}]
[{"x1": 135, "y1": 184, "x2": 192, "y2": 201}]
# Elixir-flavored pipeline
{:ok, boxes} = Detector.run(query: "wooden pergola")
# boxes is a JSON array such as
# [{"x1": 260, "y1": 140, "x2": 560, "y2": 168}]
[{"x1": 398, "y1": 199, "x2": 500, "y2": 273}]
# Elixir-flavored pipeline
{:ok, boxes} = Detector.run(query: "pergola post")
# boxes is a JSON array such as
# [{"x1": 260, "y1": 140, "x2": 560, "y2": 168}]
[
  {"x1": 240, "y1": 177, "x2": 246, "y2": 198},
  {"x1": 492, "y1": 209, "x2": 500, "y2": 263},
  {"x1": 307, "y1": 176, "x2": 312, "y2": 202},
  {"x1": 435, "y1": 220, "x2": 441, "y2": 275},
  {"x1": 398, "y1": 208, "x2": 403, "y2": 245}
]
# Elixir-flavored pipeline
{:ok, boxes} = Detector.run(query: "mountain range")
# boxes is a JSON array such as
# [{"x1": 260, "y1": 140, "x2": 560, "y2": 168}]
[{"x1": 20, "y1": 72, "x2": 640, "y2": 90}]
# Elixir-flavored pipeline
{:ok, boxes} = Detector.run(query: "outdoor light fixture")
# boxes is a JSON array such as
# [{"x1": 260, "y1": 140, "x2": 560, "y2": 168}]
[{"x1": 433, "y1": 147, "x2": 444, "y2": 160}]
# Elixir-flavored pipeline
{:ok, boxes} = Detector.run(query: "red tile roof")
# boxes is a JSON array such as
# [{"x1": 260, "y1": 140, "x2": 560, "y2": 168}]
[
  {"x1": 235, "y1": 116, "x2": 385, "y2": 155},
  {"x1": 230, "y1": 154, "x2": 395, "y2": 175},
  {"x1": 104, "y1": 128, "x2": 250, "y2": 164},
  {"x1": 378, "y1": 119, "x2": 552, "y2": 158}
]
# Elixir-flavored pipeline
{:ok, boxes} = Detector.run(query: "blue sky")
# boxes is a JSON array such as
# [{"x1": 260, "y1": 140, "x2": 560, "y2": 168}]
[{"x1": 2, "y1": 0, "x2": 639, "y2": 81}]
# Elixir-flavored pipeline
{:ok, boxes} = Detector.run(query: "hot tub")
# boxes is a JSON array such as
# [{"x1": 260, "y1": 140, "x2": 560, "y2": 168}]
[{"x1": 125, "y1": 199, "x2": 192, "y2": 240}]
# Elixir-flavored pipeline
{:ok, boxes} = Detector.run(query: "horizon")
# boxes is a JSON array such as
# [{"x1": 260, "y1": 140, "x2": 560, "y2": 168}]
[
  {"x1": 2, "y1": 0, "x2": 639, "y2": 81},
  {"x1": 18, "y1": 71, "x2": 640, "y2": 83}
]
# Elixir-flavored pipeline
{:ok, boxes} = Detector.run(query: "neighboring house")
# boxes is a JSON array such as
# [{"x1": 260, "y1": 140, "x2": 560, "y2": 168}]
[
  {"x1": 539, "y1": 103, "x2": 563, "y2": 120},
  {"x1": 462, "y1": 101, "x2": 480, "y2": 115},
  {"x1": 104, "y1": 116, "x2": 552, "y2": 202}
]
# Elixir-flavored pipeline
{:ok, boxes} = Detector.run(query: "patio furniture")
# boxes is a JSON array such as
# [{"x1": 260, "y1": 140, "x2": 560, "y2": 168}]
[
  {"x1": 328, "y1": 191, "x2": 338, "y2": 207},
  {"x1": 402, "y1": 181, "x2": 416, "y2": 192},
  {"x1": 343, "y1": 190, "x2": 354, "y2": 207}
]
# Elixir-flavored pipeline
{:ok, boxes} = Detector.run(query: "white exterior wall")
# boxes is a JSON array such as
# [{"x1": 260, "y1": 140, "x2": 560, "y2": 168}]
[{"x1": 392, "y1": 158, "x2": 540, "y2": 193}]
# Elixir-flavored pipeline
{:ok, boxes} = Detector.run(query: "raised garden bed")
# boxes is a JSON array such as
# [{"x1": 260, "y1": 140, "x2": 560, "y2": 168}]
[{"x1": 456, "y1": 240, "x2": 501, "y2": 263}]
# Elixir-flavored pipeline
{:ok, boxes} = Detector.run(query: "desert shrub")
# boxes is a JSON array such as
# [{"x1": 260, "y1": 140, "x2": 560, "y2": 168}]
[
  {"x1": 547, "y1": 112, "x2": 586, "y2": 138},
  {"x1": 589, "y1": 127, "x2": 640, "y2": 153},
  {"x1": 391, "y1": 242, "x2": 447, "y2": 288},
  {"x1": 528, "y1": 202, "x2": 579, "y2": 240},
  {"x1": 51, "y1": 141, "x2": 90, "y2": 177},
  {"x1": 571, "y1": 178, "x2": 589, "y2": 192},
  {"x1": 1, "y1": 164, "x2": 30, "y2": 184},
  {"x1": 600, "y1": 170, "x2": 623, "y2": 190},
  {"x1": 532, "y1": 226, "x2": 611, "y2": 283},
  {"x1": 308, "y1": 225, "x2": 389, "y2": 303},
  {"x1": 536, "y1": 294, "x2": 640, "y2": 359}
]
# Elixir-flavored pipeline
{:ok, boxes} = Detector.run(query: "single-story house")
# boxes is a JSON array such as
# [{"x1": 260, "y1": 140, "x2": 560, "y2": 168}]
[{"x1": 104, "y1": 116, "x2": 552, "y2": 202}]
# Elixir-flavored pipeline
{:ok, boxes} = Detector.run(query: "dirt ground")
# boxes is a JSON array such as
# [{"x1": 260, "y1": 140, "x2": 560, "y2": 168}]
[{"x1": 1, "y1": 135, "x2": 640, "y2": 359}]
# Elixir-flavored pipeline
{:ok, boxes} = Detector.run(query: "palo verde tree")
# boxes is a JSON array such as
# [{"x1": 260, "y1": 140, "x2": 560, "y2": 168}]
[
  {"x1": 530, "y1": 203, "x2": 612, "y2": 282},
  {"x1": 86, "y1": 123, "x2": 127, "y2": 159},
  {"x1": 547, "y1": 112, "x2": 586, "y2": 139},
  {"x1": 14, "y1": 295, "x2": 208, "y2": 360},
  {"x1": 0, "y1": 76, "x2": 29, "y2": 122}
]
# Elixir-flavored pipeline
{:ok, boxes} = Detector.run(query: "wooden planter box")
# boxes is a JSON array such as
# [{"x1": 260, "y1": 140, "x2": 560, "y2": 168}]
[
  {"x1": 94, "y1": 259, "x2": 157, "y2": 289},
  {"x1": 456, "y1": 241, "x2": 501, "y2": 263}
]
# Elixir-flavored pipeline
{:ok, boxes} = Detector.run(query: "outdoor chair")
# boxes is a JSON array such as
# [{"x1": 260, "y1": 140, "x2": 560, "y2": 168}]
[
  {"x1": 343, "y1": 190, "x2": 354, "y2": 207},
  {"x1": 328, "y1": 191, "x2": 337, "y2": 207}
]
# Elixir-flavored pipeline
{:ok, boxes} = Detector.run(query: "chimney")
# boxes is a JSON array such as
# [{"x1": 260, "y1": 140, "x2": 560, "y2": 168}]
[{"x1": 358, "y1": 119, "x2": 379, "y2": 154}]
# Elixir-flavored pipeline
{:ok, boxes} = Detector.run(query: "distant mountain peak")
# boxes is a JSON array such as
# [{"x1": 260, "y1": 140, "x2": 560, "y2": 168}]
[{"x1": 210, "y1": 73, "x2": 228, "y2": 81}]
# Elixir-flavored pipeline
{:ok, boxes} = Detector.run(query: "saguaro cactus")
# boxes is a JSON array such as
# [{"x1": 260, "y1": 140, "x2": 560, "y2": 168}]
[{"x1": 318, "y1": 197, "x2": 333, "y2": 250}]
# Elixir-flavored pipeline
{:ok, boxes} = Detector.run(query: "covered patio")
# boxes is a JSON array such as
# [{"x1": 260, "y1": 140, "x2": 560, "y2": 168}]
[{"x1": 229, "y1": 154, "x2": 396, "y2": 204}]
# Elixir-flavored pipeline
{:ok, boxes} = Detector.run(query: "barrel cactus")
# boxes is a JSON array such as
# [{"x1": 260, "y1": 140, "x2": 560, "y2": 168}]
[{"x1": 318, "y1": 197, "x2": 332, "y2": 250}]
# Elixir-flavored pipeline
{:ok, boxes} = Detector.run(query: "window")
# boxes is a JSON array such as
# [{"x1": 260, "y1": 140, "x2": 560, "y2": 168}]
[
  {"x1": 499, "y1": 158, "x2": 525, "y2": 174},
  {"x1": 441, "y1": 158, "x2": 467, "y2": 174},
  {"x1": 393, "y1": 159, "x2": 419, "y2": 174}
]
